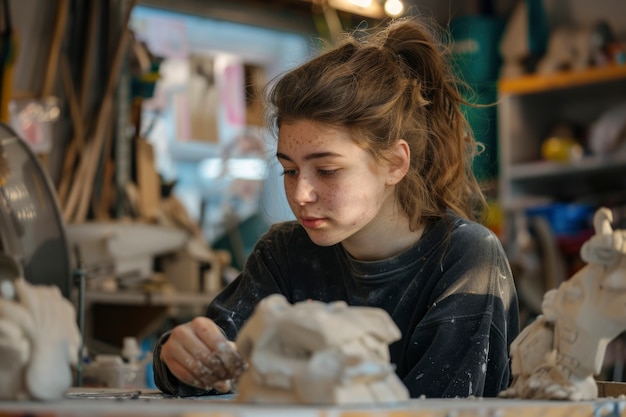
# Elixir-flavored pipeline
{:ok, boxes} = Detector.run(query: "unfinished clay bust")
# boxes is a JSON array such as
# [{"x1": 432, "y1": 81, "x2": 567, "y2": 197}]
[
  {"x1": 0, "y1": 278, "x2": 81, "y2": 400},
  {"x1": 500, "y1": 207, "x2": 626, "y2": 400},
  {"x1": 235, "y1": 294, "x2": 409, "y2": 404}
]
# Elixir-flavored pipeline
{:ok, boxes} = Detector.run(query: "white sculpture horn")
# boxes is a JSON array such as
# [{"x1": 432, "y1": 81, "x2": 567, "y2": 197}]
[{"x1": 593, "y1": 207, "x2": 613, "y2": 236}]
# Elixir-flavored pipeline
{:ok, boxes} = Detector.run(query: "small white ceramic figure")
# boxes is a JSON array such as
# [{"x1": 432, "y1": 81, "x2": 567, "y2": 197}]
[
  {"x1": 500, "y1": 207, "x2": 626, "y2": 400},
  {"x1": 235, "y1": 294, "x2": 409, "y2": 404},
  {"x1": 0, "y1": 278, "x2": 81, "y2": 400}
]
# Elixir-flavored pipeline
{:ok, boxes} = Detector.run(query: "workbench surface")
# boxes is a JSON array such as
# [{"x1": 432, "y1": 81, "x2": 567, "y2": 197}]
[{"x1": 0, "y1": 389, "x2": 624, "y2": 417}]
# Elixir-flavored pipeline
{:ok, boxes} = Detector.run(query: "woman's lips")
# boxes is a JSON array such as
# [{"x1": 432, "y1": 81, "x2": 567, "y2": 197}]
[{"x1": 300, "y1": 217, "x2": 326, "y2": 229}]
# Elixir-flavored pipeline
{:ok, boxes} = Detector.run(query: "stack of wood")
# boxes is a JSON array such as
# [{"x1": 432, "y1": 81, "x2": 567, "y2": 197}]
[{"x1": 54, "y1": 0, "x2": 139, "y2": 224}]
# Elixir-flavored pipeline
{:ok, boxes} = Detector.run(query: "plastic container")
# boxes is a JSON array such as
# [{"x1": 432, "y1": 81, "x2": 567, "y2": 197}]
[
  {"x1": 81, "y1": 338, "x2": 148, "y2": 389},
  {"x1": 525, "y1": 203, "x2": 595, "y2": 236},
  {"x1": 450, "y1": 16, "x2": 505, "y2": 84},
  {"x1": 81, "y1": 355, "x2": 146, "y2": 389}
]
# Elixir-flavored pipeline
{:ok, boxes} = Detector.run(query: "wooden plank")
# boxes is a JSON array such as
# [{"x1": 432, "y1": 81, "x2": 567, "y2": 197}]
[
  {"x1": 41, "y1": 0, "x2": 69, "y2": 98},
  {"x1": 57, "y1": 0, "x2": 98, "y2": 207},
  {"x1": 498, "y1": 65, "x2": 626, "y2": 95},
  {"x1": 94, "y1": 124, "x2": 115, "y2": 220},
  {"x1": 80, "y1": 0, "x2": 100, "y2": 119},
  {"x1": 65, "y1": 0, "x2": 138, "y2": 223},
  {"x1": 62, "y1": 138, "x2": 92, "y2": 221},
  {"x1": 135, "y1": 137, "x2": 161, "y2": 221},
  {"x1": 57, "y1": 55, "x2": 85, "y2": 206},
  {"x1": 597, "y1": 380, "x2": 626, "y2": 398}
]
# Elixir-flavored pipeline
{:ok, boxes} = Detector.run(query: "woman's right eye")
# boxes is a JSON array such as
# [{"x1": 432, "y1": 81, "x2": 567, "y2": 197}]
[{"x1": 281, "y1": 169, "x2": 298, "y2": 177}]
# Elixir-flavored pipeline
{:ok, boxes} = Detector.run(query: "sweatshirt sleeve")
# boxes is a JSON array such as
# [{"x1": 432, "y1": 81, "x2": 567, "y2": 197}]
[
  {"x1": 400, "y1": 224, "x2": 519, "y2": 398},
  {"x1": 152, "y1": 225, "x2": 291, "y2": 395}
]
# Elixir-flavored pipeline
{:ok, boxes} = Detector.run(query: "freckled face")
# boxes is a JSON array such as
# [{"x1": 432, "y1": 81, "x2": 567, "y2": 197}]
[{"x1": 277, "y1": 120, "x2": 395, "y2": 247}]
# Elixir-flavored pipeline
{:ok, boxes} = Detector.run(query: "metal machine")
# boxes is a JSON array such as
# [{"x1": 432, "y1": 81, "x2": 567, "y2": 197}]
[{"x1": 0, "y1": 122, "x2": 72, "y2": 298}]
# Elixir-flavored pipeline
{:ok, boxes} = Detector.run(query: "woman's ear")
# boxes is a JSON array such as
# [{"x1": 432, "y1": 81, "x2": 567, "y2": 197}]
[{"x1": 386, "y1": 139, "x2": 410, "y2": 185}]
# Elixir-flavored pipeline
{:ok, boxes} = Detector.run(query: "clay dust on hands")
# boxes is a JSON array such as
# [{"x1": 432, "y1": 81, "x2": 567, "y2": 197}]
[{"x1": 163, "y1": 317, "x2": 247, "y2": 392}]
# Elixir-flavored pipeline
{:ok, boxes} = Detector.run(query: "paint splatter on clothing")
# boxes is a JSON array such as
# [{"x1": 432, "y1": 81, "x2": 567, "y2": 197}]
[{"x1": 153, "y1": 211, "x2": 519, "y2": 398}]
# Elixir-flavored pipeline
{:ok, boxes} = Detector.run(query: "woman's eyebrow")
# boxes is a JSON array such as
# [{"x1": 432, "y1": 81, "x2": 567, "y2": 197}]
[{"x1": 276, "y1": 151, "x2": 343, "y2": 162}]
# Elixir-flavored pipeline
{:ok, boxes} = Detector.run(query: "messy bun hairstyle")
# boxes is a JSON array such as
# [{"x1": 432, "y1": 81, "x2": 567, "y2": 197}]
[{"x1": 267, "y1": 16, "x2": 486, "y2": 228}]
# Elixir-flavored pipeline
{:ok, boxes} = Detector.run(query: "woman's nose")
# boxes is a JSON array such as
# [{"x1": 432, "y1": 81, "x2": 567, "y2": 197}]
[{"x1": 291, "y1": 176, "x2": 317, "y2": 205}]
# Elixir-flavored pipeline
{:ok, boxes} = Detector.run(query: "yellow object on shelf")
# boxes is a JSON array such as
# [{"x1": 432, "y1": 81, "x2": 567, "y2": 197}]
[
  {"x1": 484, "y1": 199, "x2": 504, "y2": 238},
  {"x1": 541, "y1": 136, "x2": 584, "y2": 162}
]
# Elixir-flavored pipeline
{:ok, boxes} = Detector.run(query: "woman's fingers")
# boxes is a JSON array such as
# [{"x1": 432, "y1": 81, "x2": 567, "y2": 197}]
[
  {"x1": 212, "y1": 339, "x2": 247, "y2": 379},
  {"x1": 161, "y1": 317, "x2": 246, "y2": 391},
  {"x1": 171, "y1": 358, "x2": 215, "y2": 391},
  {"x1": 161, "y1": 322, "x2": 217, "y2": 389},
  {"x1": 188, "y1": 318, "x2": 247, "y2": 380},
  {"x1": 212, "y1": 380, "x2": 232, "y2": 393}
]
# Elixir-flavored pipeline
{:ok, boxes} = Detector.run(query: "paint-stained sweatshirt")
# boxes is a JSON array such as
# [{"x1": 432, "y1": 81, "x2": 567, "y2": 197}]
[{"x1": 153, "y1": 211, "x2": 520, "y2": 398}]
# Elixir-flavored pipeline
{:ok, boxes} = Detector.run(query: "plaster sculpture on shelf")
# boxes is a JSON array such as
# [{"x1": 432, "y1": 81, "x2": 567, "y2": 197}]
[
  {"x1": 0, "y1": 275, "x2": 81, "y2": 400},
  {"x1": 536, "y1": 22, "x2": 613, "y2": 75},
  {"x1": 499, "y1": 0, "x2": 532, "y2": 79},
  {"x1": 588, "y1": 102, "x2": 626, "y2": 157},
  {"x1": 499, "y1": 0, "x2": 548, "y2": 79},
  {"x1": 235, "y1": 294, "x2": 409, "y2": 404},
  {"x1": 499, "y1": 206, "x2": 626, "y2": 400}
]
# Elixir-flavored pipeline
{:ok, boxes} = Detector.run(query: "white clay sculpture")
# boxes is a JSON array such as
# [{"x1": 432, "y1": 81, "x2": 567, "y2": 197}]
[
  {"x1": 235, "y1": 294, "x2": 409, "y2": 404},
  {"x1": 0, "y1": 278, "x2": 81, "y2": 400},
  {"x1": 500, "y1": 207, "x2": 626, "y2": 400}
]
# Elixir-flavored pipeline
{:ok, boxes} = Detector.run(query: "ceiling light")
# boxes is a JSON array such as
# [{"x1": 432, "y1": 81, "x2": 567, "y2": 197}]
[{"x1": 384, "y1": 0, "x2": 404, "y2": 17}]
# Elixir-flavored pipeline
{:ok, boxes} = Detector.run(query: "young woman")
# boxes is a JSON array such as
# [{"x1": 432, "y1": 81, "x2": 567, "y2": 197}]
[{"x1": 153, "y1": 16, "x2": 519, "y2": 399}]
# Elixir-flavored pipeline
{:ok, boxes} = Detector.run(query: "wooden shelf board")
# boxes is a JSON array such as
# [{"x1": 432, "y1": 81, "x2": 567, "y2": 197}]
[
  {"x1": 509, "y1": 153, "x2": 626, "y2": 180},
  {"x1": 80, "y1": 289, "x2": 215, "y2": 306},
  {"x1": 498, "y1": 65, "x2": 626, "y2": 95}
]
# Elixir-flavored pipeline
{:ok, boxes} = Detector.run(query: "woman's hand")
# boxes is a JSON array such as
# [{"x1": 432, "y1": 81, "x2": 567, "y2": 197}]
[{"x1": 160, "y1": 316, "x2": 246, "y2": 392}]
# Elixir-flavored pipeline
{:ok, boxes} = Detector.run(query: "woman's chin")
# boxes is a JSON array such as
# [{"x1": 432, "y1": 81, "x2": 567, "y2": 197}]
[{"x1": 304, "y1": 230, "x2": 341, "y2": 247}]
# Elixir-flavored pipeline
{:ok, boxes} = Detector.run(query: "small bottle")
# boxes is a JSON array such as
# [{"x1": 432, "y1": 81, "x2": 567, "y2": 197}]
[
  {"x1": 121, "y1": 337, "x2": 145, "y2": 389},
  {"x1": 122, "y1": 337, "x2": 142, "y2": 364}
]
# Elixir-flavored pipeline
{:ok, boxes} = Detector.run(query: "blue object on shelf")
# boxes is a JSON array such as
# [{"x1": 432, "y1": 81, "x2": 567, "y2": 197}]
[
  {"x1": 525, "y1": 203, "x2": 595, "y2": 236},
  {"x1": 145, "y1": 360, "x2": 156, "y2": 389}
]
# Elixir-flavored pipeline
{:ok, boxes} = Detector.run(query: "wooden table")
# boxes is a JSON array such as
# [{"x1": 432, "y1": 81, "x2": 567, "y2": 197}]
[{"x1": 0, "y1": 388, "x2": 624, "y2": 417}]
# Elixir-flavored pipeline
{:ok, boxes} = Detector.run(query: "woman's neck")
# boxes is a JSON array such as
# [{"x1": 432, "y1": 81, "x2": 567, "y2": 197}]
[{"x1": 341, "y1": 214, "x2": 425, "y2": 261}]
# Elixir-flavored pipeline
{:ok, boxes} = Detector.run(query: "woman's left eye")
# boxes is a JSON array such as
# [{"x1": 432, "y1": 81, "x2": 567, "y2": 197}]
[{"x1": 318, "y1": 169, "x2": 338, "y2": 176}]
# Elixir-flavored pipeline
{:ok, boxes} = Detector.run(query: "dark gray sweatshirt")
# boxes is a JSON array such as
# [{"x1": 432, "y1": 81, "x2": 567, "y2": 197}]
[{"x1": 153, "y1": 212, "x2": 520, "y2": 398}]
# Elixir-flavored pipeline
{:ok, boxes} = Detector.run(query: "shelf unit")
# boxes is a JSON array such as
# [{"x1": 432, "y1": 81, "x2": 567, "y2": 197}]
[
  {"x1": 78, "y1": 289, "x2": 216, "y2": 350},
  {"x1": 498, "y1": 65, "x2": 626, "y2": 95},
  {"x1": 497, "y1": 65, "x2": 626, "y2": 242}
]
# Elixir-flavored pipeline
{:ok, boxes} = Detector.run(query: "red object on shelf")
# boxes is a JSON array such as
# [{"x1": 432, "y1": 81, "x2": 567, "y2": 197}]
[
  {"x1": 557, "y1": 229, "x2": 594, "y2": 255},
  {"x1": 557, "y1": 228, "x2": 595, "y2": 276}
]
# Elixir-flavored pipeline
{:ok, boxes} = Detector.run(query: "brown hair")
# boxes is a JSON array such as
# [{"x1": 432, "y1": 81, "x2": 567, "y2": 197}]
[{"x1": 267, "y1": 16, "x2": 487, "y2": 230}]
